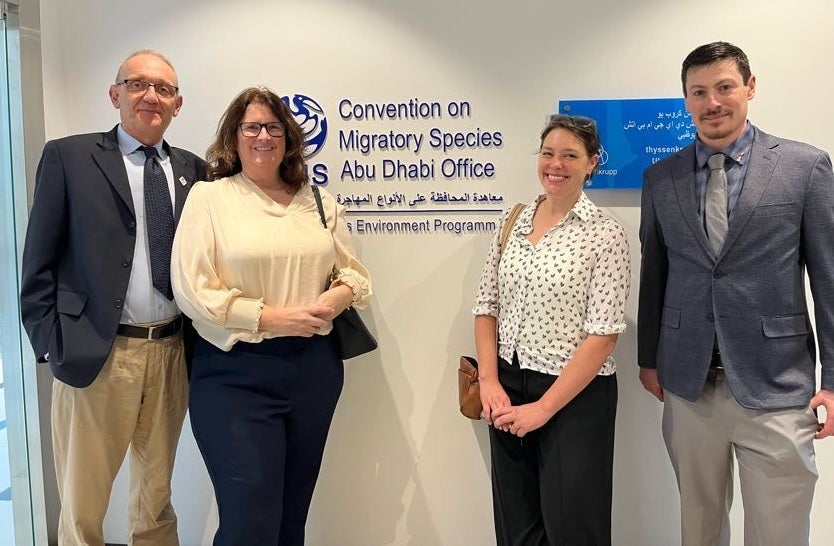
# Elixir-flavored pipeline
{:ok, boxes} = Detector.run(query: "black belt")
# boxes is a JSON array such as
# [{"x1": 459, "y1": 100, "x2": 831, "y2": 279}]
[{"x1": 117, "y1": 316, "x2": 183, "y2": 340}]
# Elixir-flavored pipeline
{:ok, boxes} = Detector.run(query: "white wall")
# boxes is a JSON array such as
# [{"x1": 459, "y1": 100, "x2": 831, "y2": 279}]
[{"x1": 37, "y1": 0, "x2": 834, "y2": 544}]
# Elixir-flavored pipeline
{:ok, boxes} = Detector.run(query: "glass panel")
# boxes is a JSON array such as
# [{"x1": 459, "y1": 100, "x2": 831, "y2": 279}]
[
  {"x1": 0, "y1": 12, "x2": 17, "y2": 545},
  {"x1": 0, "y1": 3, "x2": 37, "y2": 544}
]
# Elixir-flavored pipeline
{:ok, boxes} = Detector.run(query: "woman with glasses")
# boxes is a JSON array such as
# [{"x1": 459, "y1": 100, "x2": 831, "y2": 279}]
[
  {"x1": 171, "y1": 86, "x2": 371, "y2": 545},
  {"x1": 472, "y1": 115, "x2": 630, "y2": 545}
]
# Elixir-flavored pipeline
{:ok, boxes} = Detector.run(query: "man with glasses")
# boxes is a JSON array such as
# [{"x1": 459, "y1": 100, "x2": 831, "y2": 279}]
[
  {"x1": 638, "y1": 41, "x2": 834, "y2": 545},
  {"x1": 20, "y1": 50, "x2": 205, "y2": 545}
]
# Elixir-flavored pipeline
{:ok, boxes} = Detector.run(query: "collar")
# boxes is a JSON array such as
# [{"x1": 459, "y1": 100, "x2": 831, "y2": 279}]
[
  {"x1": 695, "y1": 121, "x2": 755, "y2": 168},
  {"x1": 117, "y1": 124, "x2": 165, "y2": 158},
  {"x1": 517, "y1": 191, "x2": 597, "y2": 233},
  {"x1": 571, "y1": 192, "x2": 597, "y2": 222}
]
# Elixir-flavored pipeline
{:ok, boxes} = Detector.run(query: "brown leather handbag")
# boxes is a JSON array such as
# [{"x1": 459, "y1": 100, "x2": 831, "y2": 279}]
[
  {"x1": 458, "y1": 356, "x2": 482, "y2": 419},
  {"x1": 458, "y1": 202, "x2": 525, "y2": 419}
]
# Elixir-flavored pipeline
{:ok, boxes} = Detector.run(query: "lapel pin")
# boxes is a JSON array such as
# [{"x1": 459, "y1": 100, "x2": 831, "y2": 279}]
[{"x1": 178, "y1": 176, "x2": 187, "y2": 186}]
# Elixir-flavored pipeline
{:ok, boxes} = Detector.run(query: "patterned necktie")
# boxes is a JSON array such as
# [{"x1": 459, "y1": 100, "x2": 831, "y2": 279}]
[
  {"x1": 705, "y1": 153, "x2": 729, "y2": 256},
  {"x1": 140, "y1": 145, "x2": 175, "y2": 300}
]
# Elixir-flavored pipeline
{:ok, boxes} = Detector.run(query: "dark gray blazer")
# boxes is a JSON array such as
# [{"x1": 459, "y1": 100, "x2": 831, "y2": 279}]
[
  {"x1": 638, "y1": 127, "x2": 834, "y2": 409},
  {"x1": 20, "y1": 126, "x2": 206, "y2": 388}
]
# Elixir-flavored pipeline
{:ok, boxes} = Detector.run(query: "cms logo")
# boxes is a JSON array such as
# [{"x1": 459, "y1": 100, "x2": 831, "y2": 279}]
[{"x1": 282, "y1": 94, "x2": 329, "y2": 184}]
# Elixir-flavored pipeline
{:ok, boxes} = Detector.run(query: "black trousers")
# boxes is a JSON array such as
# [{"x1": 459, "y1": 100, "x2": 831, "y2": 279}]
[
  {"x1": 490, "y1": 355, "x2": 617, "y2": 546},
  {"x1": 189, "y1": 335, "x2": 343, "y2": 546}
]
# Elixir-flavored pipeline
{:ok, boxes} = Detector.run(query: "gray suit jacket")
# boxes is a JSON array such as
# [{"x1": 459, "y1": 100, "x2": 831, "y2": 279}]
[{"x1": 638, "y1": 126, "x2": 834, "y2": 409}]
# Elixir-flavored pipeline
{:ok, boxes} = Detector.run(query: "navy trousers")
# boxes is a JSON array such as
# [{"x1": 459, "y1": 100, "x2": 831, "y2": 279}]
[
  {"x1": 490, "y1": 355, "x2": 617, "y2": 546},
  {"x1": 190, "y1": 335, "x2": 343, "y2": 546}
]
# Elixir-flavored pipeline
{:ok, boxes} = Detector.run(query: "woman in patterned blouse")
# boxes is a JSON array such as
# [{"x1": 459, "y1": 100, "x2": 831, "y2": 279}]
[{"x1": 472, "y1": 114, "x2": 631, "y2": 545}]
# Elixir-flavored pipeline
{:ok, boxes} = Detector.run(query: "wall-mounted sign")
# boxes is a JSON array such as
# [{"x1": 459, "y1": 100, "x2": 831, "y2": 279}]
[
  {"x1": 557, "y1": 98, "x2": 696, "y2": 189},
  {"x1": 285, "y1": 93, "x2": 509, "y2": 235}
]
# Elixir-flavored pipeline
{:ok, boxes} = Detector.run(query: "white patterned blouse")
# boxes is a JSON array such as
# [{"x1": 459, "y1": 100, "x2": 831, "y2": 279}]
[{"x1": 473, "y1": 192, "x2": 630, "y2": 376}]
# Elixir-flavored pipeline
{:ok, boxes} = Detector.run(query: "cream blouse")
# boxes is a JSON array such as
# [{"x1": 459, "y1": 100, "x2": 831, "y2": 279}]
[{"x1": 171, "y1": 173, "x2": 372, "y2": 351}]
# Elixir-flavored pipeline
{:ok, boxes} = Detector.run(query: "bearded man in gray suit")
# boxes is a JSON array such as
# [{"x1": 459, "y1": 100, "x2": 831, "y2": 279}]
[{"x1": 638, "y1": 41, "x2": 834, "y2": 546}]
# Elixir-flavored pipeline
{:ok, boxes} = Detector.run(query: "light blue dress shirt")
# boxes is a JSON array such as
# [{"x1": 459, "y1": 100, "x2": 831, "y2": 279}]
[{"x1": 117, "y1": 124, "x2": 180, "y2": 324}]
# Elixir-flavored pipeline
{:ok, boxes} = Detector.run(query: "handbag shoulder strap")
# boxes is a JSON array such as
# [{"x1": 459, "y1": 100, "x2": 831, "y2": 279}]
[
  {"x1": 311, "y1": 185, "x2": 339, "y2": 284},
  {"x1": 498, "y1": 203, "x2": 525, "y2": 258},
  {"x1": 311, "y1": 185, "x2": 328, "y2": 229}
]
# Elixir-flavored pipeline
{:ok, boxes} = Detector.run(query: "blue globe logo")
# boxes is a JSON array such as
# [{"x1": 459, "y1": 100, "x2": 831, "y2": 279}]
[{"x1": 282, "y1": 94, "x2": 328, "y2": 159}]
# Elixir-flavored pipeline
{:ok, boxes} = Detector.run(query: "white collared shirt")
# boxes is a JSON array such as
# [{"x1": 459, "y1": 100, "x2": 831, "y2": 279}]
[
  {"x1": 116, "y1": 124, "x2": 180, "y2": 324},
  {"x1": 473, "y1": 192, "x2": 630, "y2": 375}
]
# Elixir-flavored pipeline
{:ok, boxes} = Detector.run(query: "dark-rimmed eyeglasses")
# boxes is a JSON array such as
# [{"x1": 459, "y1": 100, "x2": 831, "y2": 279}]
[
  {"x1": 117, "y1": 79, "x2": 179, "y2": 99},
  {"x1": 239, "y1": 122, "x2": 286, "y2": 138},
  {"x1": 549, "y1": 114, "x2": 597, "y2": 128}
]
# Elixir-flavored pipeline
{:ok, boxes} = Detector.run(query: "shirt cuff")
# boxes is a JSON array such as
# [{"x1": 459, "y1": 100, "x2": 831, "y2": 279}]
[
  {"x1": 226, "y1": 297, "x2": 264, "y2": 332},
  {"x1": 584, "y1": 321, "x2": 627, "y2": 336},
  {"x1": 331, "y1": 267, "x2": 370, "y2": 308},
  {"x1": 472, "y1": 304, "x2": 498, "y2": 317}
]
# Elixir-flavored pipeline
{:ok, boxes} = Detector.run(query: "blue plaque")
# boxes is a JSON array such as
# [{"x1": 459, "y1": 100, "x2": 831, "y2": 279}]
[{"x1": 557, "y1": 98, "x2": 696, "y2": 189}]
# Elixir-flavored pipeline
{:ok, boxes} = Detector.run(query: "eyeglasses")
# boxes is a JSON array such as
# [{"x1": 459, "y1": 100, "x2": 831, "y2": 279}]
[
  {"x1": 549, "y1": 114, "x2": 597, "y2": 128},
  {"x1": 239, "y1": 122, "x2": 286, "y2": 138},
  {"x1": 117, "y1": 79, "x2": 179, "y2": 99}
]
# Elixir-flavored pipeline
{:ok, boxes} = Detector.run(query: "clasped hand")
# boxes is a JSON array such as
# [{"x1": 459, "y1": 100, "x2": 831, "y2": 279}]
[
  {"x1": 258, "y1": 286, "x2": 352, "y2": 337},
  {"x1": 315, "y1": 284, "x2": 353, "y2": 320},
  {"x1": 492, "y1": 402, "x2": 553, "y2": 438},
  {"x1": 480, "y1": 378, "x2": 551, "y2": 437},
  {"x1": 260, "y1": 305, "x2": 331, "y2": 337}
]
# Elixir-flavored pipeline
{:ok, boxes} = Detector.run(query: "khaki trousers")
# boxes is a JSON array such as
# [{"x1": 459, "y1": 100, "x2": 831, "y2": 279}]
[
  {"x1": 51, "y1": 331, "x2": 188, "y2": 546},
  {"x1": 662, "y1": 369, "x2": 818, "y2": 546}
]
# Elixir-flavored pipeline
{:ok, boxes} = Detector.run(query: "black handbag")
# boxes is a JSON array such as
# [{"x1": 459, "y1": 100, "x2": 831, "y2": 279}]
[
  {"x1": 311, "y1": 185, "x2": 378, "y2": 359},
  {"x1": 329, "y1": 306, "x2": 378, "y2": 359}
]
